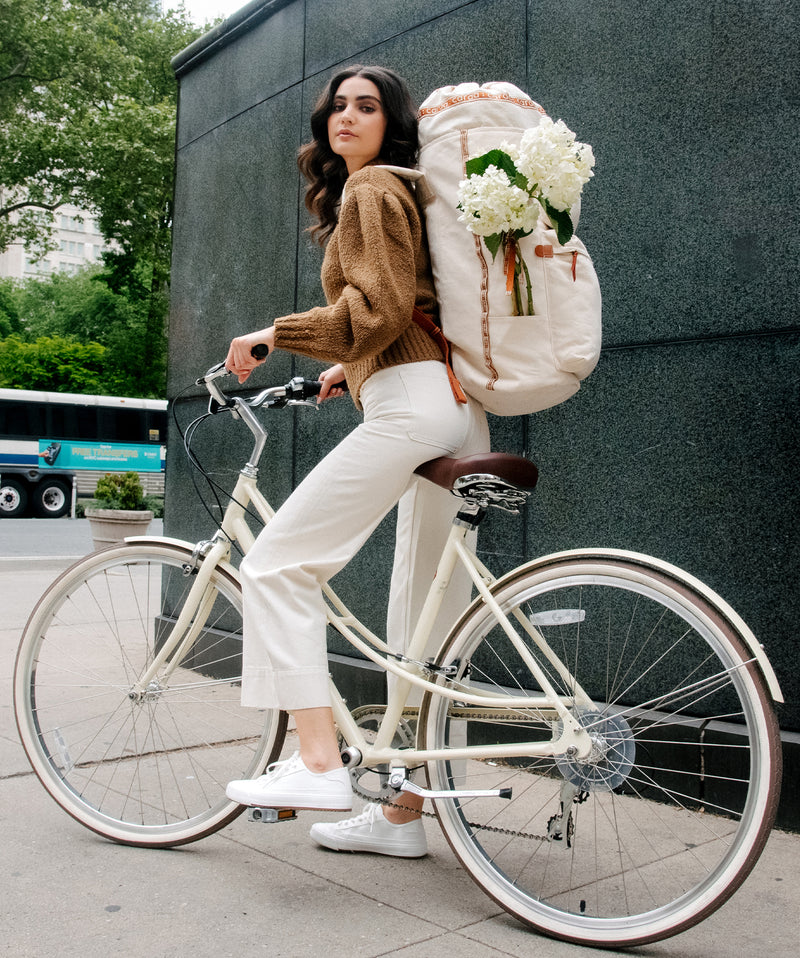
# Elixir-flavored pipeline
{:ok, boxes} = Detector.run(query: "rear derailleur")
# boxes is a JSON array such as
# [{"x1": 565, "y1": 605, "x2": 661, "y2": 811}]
[{"x1": 547, "y1": 780, "x2": 589, "y2": 848}]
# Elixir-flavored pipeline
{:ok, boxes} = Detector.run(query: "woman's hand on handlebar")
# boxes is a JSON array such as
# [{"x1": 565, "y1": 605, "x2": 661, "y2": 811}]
[
  {"x1": 317, "y1": 364, "x2": 347, "y2": 403},
  {"x1": 225, "y1": 327, "x2": 275, "y2": 383}
]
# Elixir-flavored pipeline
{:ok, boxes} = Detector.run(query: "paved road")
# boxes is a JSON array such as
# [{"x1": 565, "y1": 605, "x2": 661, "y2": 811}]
[
  {"x1": 0, "y1": 516, "x2": 163, "y2": 558},
  {"x1": 1, "y1": 518, "x2": 798, "y2": 958}
]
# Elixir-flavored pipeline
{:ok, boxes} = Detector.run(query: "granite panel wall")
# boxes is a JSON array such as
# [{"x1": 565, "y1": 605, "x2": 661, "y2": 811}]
[
  {"x1": 527, "y1": 0, "x2": 797, "y2": 344},
  {"x1": 169, "y1": 0, "x2": 799, "y2": 758}
]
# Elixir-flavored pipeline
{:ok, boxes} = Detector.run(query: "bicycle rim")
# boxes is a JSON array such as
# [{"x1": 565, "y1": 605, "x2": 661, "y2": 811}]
[
  {"x1": 420, "y1": 554, "x2": 781, "y2": 947},
  {"x1": 14, "y1": 542, "x2": 286, "y2": 847}
]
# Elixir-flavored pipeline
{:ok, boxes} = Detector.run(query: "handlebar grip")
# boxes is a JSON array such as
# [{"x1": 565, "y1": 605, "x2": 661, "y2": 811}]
[
  {"x1": 290, "y1": 378, "x2": 322, "y2": 400},
  {"x1": 250, "y1": 343, "x2": 270, "y2": 361},
  {"x1": 298, "y1": 379, "x2": 347, "y2": 398}
]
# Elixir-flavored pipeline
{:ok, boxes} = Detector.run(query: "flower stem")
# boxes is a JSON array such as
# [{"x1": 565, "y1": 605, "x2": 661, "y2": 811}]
[
  {"x1": 519, "y1": 253, "x2": 534, "y2": 314},
  {"x1": 512, "y1": 263, "x2": 523, "y2": 315}
]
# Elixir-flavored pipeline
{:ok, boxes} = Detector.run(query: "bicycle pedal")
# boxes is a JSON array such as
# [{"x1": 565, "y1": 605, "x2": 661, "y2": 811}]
[{"x1": 247, "y1": 807, "x2": 298, "y2": 823}]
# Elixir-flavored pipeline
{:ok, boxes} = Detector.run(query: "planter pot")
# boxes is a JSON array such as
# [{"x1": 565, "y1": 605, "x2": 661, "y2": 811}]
[{"x1": 85, "y1": 508, "x2": 154, "y2": 550}]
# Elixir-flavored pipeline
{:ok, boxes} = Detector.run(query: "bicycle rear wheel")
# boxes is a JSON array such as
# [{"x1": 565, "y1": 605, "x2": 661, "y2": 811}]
[
  {"x1": 420, "y1": 551, "x2": 781, "y2": 947},
  {"x1": 14, "y1": 541, "x2": 286, "y2": 847}
]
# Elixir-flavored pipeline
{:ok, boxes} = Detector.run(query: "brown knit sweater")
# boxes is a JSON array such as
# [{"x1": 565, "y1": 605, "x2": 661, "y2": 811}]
[{"x1": 272, "y1": 166, "x2": 443, "y2": 405}]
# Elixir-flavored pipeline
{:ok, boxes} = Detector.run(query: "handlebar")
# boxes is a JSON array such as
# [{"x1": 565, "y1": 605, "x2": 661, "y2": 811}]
[
  {"x1": 196, "y1": 363, "x2": 323, "y2": 410},
  {"x1": 193, "y1": 363, "x2": 327, "y2": 473}
]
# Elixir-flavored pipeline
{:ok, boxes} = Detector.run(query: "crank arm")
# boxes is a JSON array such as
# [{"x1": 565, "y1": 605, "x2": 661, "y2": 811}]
[{"x1": 393, "y1": 776, "x2": 512, "y2": 801}]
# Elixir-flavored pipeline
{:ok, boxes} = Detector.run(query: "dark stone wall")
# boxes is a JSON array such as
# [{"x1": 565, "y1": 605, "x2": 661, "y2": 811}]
[{"x1": 168, "y1": 0, "x2": 799, "y2": 746}]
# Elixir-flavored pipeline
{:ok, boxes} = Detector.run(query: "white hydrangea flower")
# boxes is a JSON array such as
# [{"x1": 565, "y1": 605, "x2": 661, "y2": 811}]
[
  {"x1": 455, "y1": 119, "x2": 595, "y2": 313},
  {"x1": 456, "y1": 165, "x2": 539, "y2": 237},
  {"x1": 506, "y1": 117, "x2": 595, "y2": 212}
]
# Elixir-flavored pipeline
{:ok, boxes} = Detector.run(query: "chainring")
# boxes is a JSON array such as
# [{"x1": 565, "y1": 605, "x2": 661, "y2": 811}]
[{"x1": 337, "y1": 705, "x2": 416, "y2": 802}]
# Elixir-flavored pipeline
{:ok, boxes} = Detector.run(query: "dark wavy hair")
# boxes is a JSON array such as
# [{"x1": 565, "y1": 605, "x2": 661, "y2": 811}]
[{"x1": 297, "y1": 65, "x2": 419, "y2": 245}]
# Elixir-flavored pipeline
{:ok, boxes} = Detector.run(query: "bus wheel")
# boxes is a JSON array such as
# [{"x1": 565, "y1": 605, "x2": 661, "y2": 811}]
[
  {"x1": 33, "y1": 479, "x2": 70, "y2": 518},
  {"x1": 0, "y1": 478, "x2": 28, "y2": 518}
]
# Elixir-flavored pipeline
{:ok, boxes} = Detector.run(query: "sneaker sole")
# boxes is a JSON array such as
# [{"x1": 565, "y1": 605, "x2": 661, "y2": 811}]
[
  {"x1": 226, "y1": 789, "x2": 352, "y2": 812},
  {"x1": 311, "y1": 832, "x2": 427, "y2": 857},
  {"x1": 228, "y1": 798, "x2": 353, "y2": 812},
  {"x1": 315, "y1": 842, "x2": 427, "y2": 858}
]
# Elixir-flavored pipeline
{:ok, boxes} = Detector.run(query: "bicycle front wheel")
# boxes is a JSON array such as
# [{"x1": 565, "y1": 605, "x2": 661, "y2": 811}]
[
  {"x1": 420, "y1": 551, "x2": 781, "y2": 947},
  {"x1": 14, "y1": 541, "x2": 286, "y2": 847}
]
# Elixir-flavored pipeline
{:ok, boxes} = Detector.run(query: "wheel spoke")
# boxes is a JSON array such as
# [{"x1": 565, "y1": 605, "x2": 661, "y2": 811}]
[
  {"x1": 15, "y1": 544, "x2": 285, "y2": 846},
  {"x1": 422, "y1": 556, "x2": 779, "y2": 947}
]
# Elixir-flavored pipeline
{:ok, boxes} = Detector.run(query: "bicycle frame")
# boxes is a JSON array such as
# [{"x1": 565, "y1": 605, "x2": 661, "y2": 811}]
[
  {"x1": 16, "y1": 364, "x2": 782, "y2": 945},
  {"x1": 131, "y1": 458, "x2": 596, "y2": 771}
]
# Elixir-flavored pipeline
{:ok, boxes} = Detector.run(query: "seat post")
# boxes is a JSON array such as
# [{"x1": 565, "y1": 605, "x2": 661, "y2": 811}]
[{"x1": 454, "y1": 499, "x2": 487, "y2": 529}]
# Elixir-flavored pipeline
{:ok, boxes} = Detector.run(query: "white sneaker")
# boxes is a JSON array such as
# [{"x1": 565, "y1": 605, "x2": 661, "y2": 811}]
[
  {"x1": 310, "y1": 803, "x2": 427, "y2": 858},
  {"x1": 226, "y1": 752, "x2": 352, "y2": 811}
]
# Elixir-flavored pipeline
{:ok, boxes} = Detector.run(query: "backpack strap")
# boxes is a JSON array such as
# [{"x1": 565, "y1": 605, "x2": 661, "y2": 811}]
[
  {"x1": 374, "y1": 165, "x2": 434, "y2": 206},
  {"x1": 368, "y1": 167, "x2": 463, "y2": 402},
  {"x1": 412, "y1": 308, "x2": 467, "y2": 404}
]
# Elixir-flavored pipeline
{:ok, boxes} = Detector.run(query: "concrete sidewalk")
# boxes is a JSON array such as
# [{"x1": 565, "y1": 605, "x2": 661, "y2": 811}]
[{"x1": 1, "y1": 522, "x2": 798, "y2": 958}]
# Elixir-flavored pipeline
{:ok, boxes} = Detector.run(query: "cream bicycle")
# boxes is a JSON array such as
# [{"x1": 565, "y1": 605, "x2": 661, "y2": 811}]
[{"x1": 14, "y1": 363, "x2": 783, "y2": 948}]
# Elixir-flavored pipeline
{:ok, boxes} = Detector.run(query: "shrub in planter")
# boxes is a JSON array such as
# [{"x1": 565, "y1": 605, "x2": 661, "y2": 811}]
[
  {"x1": 92, "y1": 472, "x2": 147, "y2": 510},
  {"x1": 85, "y1": 473, "x2": 154, "y2": 550}
]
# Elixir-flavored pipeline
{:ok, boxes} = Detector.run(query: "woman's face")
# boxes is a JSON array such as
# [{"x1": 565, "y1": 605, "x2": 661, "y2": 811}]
[{"x1": 327, "y1": 76, "x2": 388, "y2": 175}]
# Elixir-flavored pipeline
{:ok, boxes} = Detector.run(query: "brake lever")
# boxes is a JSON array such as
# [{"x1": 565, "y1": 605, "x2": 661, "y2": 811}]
[
  {"x1": 261, "y1": 397, "x2": 319, "y2": 411},
  {"x1": 196, "y1": 361, "x2": 229, "y2": 385}
]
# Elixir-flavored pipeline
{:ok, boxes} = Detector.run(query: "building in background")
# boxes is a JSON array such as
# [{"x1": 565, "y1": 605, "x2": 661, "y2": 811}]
[{"x1": 0, "y1": 202, "x2": 112, "y2": 280}]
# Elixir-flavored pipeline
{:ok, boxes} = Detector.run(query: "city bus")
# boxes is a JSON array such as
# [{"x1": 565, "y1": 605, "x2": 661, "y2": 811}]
[{"x1": 0, "y1": 387, "x2": 167, "y2": 518}]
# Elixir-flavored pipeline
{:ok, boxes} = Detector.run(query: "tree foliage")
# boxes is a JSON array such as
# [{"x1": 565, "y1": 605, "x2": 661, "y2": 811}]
[
  {"x1": 0, "y1": 0, "x2": 202, "y2": 257},
  {"x1": 0, "y1": 0, "x2": 205, "y2": 395},
  {"x1": 0, "y1": 277, "x2": 21, "y2": 337},
  {"x1": 0, "y1": 334, "x2": 108, "y2": 393},
  {"x1": 0, "y1": 266, "x2": 167, "y2": 396}
]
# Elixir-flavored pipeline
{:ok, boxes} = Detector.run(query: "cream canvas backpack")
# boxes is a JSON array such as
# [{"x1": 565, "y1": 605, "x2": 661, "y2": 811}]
[{"x1": 413, "y1": 82, "x2": 602, "y2": 416}]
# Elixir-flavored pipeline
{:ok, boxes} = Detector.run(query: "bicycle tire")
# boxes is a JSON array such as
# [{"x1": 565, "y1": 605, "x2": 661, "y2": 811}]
[
  {"x1": 419, "y1": 551, "x2": 781, "y2": 947},
  {"x1": 14, "y1": 540, "x2": 287, "y2": 847}
]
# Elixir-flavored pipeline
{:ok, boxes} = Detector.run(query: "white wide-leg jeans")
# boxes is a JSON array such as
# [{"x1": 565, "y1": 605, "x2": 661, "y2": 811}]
[{"x1": 239, "y1": 360, "x2": 489, "y2": 711}]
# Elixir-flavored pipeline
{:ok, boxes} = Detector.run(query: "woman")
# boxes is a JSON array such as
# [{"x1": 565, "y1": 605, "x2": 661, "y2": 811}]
[{"x1": 225, "y1": 66, "x2": 489, "y2": 856}]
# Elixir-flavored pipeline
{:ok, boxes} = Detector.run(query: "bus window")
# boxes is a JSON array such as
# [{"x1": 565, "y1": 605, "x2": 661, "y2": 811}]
[
  {"x1": 0, "y1": 398, "x2": 47, "y2": 440},
  {"x1": 48, "y1": 403, "x2": 97, "y2": 441}
]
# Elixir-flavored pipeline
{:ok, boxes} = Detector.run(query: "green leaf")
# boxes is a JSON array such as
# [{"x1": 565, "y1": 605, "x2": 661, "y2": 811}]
[
  {"x1": 465, "y1": 149, "x2": 518, "y2": 182},
  {"x1": 543, "y1": 200, "x2": 574, "y2": 245},
  {"x1": 512, "y1": 170, "x2": 530, "y2": 192},
  {"x1": 483, "y1": 233, "x2": 504, "y2": 261}
]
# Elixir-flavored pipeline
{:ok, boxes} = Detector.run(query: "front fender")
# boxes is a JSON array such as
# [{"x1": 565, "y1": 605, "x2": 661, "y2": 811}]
[{"x1": 123, "y1": 535, "x2": 243, "y2": 586}]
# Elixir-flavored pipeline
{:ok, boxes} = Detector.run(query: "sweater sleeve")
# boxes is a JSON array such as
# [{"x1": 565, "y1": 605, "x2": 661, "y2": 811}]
[{"x1": 272, "y1": 178, "x2": 419, "y2": 364}]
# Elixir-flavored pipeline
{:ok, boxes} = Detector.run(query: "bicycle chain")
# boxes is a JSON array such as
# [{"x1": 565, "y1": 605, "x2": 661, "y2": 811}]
[
  {"x1": 346, "y1": 705, "x2": 567, "y2": 843},
  {"x1": 376, "y1": 793, "x2": 552, "y2": 842},
  {"x1": 375, "y1": 749, "x2": 563, "y2": 843}
]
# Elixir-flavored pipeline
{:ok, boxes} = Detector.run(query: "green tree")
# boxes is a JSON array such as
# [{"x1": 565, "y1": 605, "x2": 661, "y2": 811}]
[
  {"x1": 0, "y1": 277, "x2": 21, "y2": 337},
  {"x1": 0, "y1": 0, "x2": 205, "y2": 394},
  {"x1": 1, "y1": 265, "x2": 168, "y2": 396},
  {"x1": 0, "y1": 334, "x2": 108, "y2": 392},
  {"x1": 0, "y1": 0, "x2": 201, "y2": 251}
]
